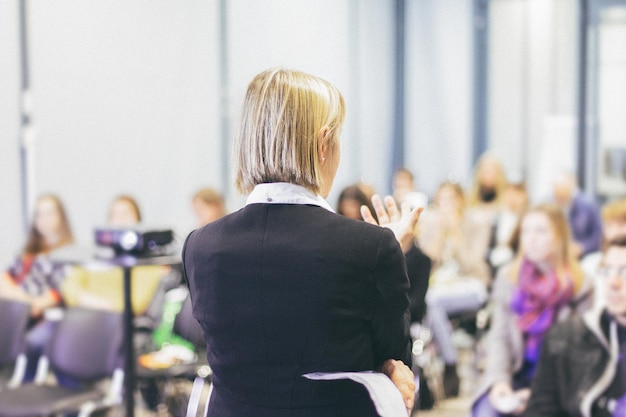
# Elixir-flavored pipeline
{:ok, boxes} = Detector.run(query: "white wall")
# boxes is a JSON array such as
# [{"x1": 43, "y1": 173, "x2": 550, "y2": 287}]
[
  {"x1": 405, "y1": 0, "x2": 474, "y2": 197},
  {"x1": 488, "y1": 0, "x2": 579, "y2": 201},
  {"x1": 0, "y1": 1, "x2": 23, "y2": 268},
  {"x1": 28, "y1": 0, "x2": 220, "y2": 245}
]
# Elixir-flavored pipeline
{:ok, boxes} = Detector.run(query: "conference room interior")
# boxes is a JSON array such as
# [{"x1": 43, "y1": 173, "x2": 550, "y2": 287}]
[{"x1": 1, "y1": 1, "x2": 626, "y2": 416}]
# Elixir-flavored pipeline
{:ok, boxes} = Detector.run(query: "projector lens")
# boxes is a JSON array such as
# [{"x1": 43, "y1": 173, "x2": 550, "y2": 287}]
[{"x1": 120, "y1": 231, "x2": 139, "y2": 251}]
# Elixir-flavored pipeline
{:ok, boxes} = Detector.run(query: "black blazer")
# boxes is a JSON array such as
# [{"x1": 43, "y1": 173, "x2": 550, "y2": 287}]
[{"x1": 183, "y1": 203, "x2": 412, "y2": 417}]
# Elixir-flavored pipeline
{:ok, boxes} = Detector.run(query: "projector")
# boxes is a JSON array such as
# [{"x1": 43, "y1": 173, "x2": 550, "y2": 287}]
[{"x1": 94, "y1": 226, "x2": 174, "y2": 256}]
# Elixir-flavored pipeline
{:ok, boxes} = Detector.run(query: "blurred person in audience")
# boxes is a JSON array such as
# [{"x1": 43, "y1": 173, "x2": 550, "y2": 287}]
[
  {"x1": 467, "y1": 152, "x2": 508, "y2": 224},
  {"x1": 392, "y1": 167, "x2": 428, "y2": 210},
  {"x1": 337, "y1": 183, "x2": 377, "y2": 222},
  {"x1": 523, "y1": 235, "x2": 626, "y2": 417},
  {"x1": 472, "y1": 203, "x2": 593, "y2": 417},
  {"x1": 418, "y1": 180, "x2": 492, "y2": 397},
  {"x1": 108, "y1": 194, "x2": 142, "y2": 227},
  {"x1": 487, "y1": 181, "x2": 529, "y2": 279},
  {"x1": 552, "y1": 170, "x2": 603, "y2": 258},
  {"x1": 183, "y1": 68, "x2": 420, "y2": 416},
  {"x1": 0, "y1": 194, "x2": 74, "y2": 378},
  {"x1": 192, "y1": 187, "x2": 227, "y2": 228},
  {"x1": 582, "y1": 198, "x2": 626, "y2": 306}
]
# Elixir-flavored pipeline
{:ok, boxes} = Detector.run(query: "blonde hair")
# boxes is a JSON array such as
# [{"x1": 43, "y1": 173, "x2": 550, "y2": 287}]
[
  {"x1": 602, "y1": 198, "x2": 626, "y2": 222},
  {"x1": 235, "y1": 68, "x2": 345, "y2": 194},
  {"x1": 509, "y1": 203, "x2": 584, "y2": 293}
]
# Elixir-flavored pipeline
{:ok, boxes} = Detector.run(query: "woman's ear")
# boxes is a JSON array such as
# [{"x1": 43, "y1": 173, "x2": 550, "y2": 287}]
[{"x1": 317, "y1": 126, "x2": 331, "y2": 163}]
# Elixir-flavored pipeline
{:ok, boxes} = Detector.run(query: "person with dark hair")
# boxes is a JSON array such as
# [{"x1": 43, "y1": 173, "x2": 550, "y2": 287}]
[
  {"x1": 523, "y1": 236, "x2": 626, "y2": 417},
  {"x1": 337, "y1": 183, "x2": 377, "y2": 222},
  {"x1": 183, "y1": 68, "x2": 421, "y2": 416}
]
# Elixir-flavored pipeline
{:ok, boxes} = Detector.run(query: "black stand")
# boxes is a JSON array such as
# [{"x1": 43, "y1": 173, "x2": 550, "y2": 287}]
[{"x1": 112, "y1": 255, "x2": 181, "y2": 417}]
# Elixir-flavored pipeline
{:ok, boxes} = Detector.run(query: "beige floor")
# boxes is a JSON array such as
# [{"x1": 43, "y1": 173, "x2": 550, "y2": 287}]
[{"x1": 416, "y1": 396, "x2": 472, "y2": 417}]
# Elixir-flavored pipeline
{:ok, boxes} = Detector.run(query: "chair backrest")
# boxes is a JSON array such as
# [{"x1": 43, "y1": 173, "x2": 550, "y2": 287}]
[
  {"x1": 0, "y1": 298, "x2": 31, "y2": 366},
  {"x1": 45, "y1": 307, "x2": 124, "y2": 382},
  {"x1": 173, "y1": 295, "x2": 205, "y2": 350}
]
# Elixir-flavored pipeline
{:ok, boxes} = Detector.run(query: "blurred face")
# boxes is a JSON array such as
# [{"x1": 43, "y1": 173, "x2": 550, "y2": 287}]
[
  {"x1": 520, "y1": 212, "x2": 558, "y2": 264},
  {"x1": 338, "y1": 199, "x2": 363, "y2": 221},
  {"x1": 552, "y1": 176, "x2": 574, "y2": 207},
  {"x1": 436, "y1": 186, "x2": 462, "y2": 215},
  {"x1": 193, "y1": 199, "x2": 224, "y2": 227},
  {"x1": 393, "y1": 172, "x2": 414, "y2": 201},
  {"x1": 503, "y1": 186, "x2": 528, "y2": 214},
  {"x1": 605, "y1": 220, "x2": 626, "y2": 242},
  {"x1": 35, "y1": 197, "x2": 62, "y2": 244},
  {"x1": 109, "y1": 200, "x2": 139, "y2": 227},
  {"x1": 599, "y1": 246, "x2": 626, "y2": 317},
  {"x1": 478, "y1": 160, "x2": 499, "y2": 188}
]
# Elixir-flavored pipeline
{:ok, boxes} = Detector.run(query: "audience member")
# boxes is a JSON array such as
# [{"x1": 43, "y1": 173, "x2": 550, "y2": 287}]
[
  {"x1": 487, "y1": 181, "x2": 529, "y2": 279},
  {"x1": 192, "y1": 187, "x2": 226, "y2": 227},
  {"x1": 418, "y1": 181, "x2": 491, "y2": 397},
  {"x1": 108, "y1": 194, "x2": 142, "y2": 226},
  {"x1": 523, "y1": 236, "x2": 626, "y2": 417},
  {"x1": 392, "y1": 167, "x2": 428, "y2": 209},
  {"x1": 552, "y1": 170, "x2": 603, "y2": 258},
  {"x1": 472, "y1": 203, "x2": 593, "y2": 417},
  {"x1": 0, "y1": 194, "x2": 74, "y2": 378},
  {"x1": 467, "y1": 152, "x2": 508, "y2": 224},
  {"x1": 337, "y1": 183, "x2": 377, "y2": 222},
  {"x1": 183, "y1": 68, "x2": 420, "y2": 416}
]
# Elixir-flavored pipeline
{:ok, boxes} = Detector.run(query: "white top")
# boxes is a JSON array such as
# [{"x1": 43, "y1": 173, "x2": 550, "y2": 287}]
[{"x1": 245, "y1": 182, "x2": 335, "y2": 213}]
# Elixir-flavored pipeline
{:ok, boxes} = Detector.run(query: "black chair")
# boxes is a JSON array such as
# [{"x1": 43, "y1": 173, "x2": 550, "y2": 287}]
[
  {"x1": 0, "y1": 299, "x2": 31, "y2": 390},
  {"x1": 137, "y1": 289, "x2": 210, "y2": 416},
  {"x1": 0, "y1": 307, "x2": 125, "y2": 417}
]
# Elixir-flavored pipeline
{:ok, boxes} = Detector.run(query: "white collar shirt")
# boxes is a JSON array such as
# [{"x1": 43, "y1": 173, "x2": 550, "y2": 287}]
[{"x1": 245, "y1": 182, "x2": 335, "y2": 213}]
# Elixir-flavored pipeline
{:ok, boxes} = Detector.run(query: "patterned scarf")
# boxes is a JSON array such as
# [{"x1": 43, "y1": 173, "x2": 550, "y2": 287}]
[{"x1": 511, "y1": 258, "x2": 574, "y2": 365}]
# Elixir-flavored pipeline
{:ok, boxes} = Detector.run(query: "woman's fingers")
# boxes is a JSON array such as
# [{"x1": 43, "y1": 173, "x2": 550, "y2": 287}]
[
  {"x1": 360, "y1": 205, "x2": 377, "y2": 225},
  {"x1": 381, "y1": 359, "x2": 416, "y2": 412},
  {"x1": 383, "y1": 195, "x2": 400, "y2": 222},
  {"x1": 372, "y1": 195, "x2": 390, "y2": 224}
]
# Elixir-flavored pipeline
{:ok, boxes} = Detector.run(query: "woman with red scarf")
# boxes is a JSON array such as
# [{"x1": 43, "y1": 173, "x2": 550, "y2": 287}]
[{"x1": 472, "y1": 203, "x2": 594, "y2": 417}]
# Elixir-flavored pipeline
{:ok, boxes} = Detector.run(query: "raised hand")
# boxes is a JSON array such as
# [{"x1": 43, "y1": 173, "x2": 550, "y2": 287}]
[{"x1": 361, "y1": 195, "x2": 423, "y2": 253}]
